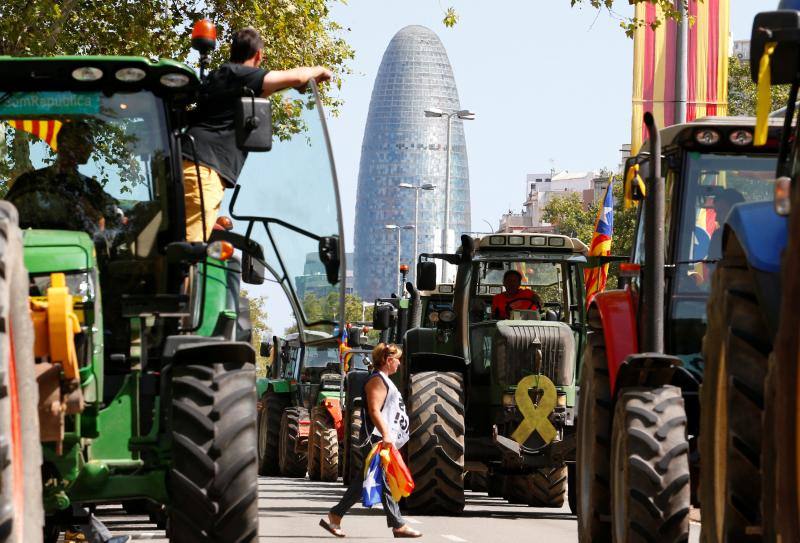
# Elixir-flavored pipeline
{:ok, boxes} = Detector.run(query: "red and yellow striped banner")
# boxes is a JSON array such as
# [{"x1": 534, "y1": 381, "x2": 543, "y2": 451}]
[
  {"x1": 631, "y1": 0, "x2": 730, "y2": 154},
  {"x1": 7, "y1": 119, "x2": 62, "y2": 150}
]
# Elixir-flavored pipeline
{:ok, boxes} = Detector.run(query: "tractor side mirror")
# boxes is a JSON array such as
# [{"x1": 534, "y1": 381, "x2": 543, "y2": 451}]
[
  {"x1": 347, "y1": 328, "x2": 362, "y2": 348},
  {"x1": 235, "y1": 96, "x2": 273, "y2": 152},
  {"x1": 318, "y1": 236, "x2": 341, "y2": 285},
  {"x1": 416, "y1": 261, "x2": 437, "y2": 291},
  {"x1": 242, "y1": 253, "x2": 266, "y2": 285},
  {"x1": 750, "y1": 11, "x2": 800, "y2": 85},
  {"x1": 372, "y1": 305, "x2": 392, "y2": 331},
  {"x1": 260, "y1": 339, "x2": 272, "y2": 358}
]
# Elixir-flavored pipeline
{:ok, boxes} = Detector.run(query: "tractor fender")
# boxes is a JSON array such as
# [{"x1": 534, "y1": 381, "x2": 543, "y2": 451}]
[
  {"x1": 723, "y1": 200, "x2": 788, "y2": 274},
  {"x1": 591, "y1": 289, "x2": 639, "y2": 395},
  {"x1": 170, "y1": 340, "x2": 255, "y2": 366},
  {"x1": 321, "y1": 397, "x2": 344, "y2": 441}
]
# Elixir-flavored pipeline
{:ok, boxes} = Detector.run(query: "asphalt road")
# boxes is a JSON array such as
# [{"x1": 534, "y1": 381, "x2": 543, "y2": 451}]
[{"x1": 78, "y1": 476, "x2": 702, "y2": 542}]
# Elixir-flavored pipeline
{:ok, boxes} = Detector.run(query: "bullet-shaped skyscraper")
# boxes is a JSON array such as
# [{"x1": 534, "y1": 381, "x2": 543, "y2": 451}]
[{"x1": 353, "y1": 25, "x2": 471, "y2": 302}]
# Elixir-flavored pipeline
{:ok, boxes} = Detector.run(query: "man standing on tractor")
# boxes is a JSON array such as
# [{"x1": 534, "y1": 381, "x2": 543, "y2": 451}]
[
  {"x1": 183, "y1": 26, "x2": 333, "y2": 242},
  {"x1": 491, "y1": 269, "x2": 542, "y2": 319}
]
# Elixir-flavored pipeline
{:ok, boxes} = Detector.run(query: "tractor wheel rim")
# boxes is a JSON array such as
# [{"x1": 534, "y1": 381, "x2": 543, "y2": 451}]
[
  {"x1": 712, "y1": 343, "x2": 728, "y2": 539},
  {"x1": 611, "y1": 419, "x2": 627, "y2": 543}
]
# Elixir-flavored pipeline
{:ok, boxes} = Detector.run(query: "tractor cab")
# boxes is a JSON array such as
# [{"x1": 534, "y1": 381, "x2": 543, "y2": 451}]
[{"x1": 625, "y1": 117, "x2": 782, "y2": 367}]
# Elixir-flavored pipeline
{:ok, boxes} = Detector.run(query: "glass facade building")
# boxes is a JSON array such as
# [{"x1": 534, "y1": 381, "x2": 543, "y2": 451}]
[{"x1": 353, "y1": 25, "x2": 471, "y2": 302}]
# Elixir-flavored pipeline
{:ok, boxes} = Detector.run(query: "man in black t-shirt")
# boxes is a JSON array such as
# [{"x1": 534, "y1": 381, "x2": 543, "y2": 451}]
[{"x1": 183, "y1": 27, "x2": 332, "y2": 241}]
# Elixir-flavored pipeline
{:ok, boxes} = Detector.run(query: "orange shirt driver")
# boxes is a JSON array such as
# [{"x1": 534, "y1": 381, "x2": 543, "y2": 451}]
[{"x1": 491, "y1": 270, "x2": 542, "y2": 319}]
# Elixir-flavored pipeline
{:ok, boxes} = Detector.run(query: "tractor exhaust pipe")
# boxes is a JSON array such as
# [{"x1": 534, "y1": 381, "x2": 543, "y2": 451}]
[
  {"x1": 642, "y1": 112, "x2": 665, "y2": 353},
  {"x1": 406, "y1": 281, "x2": 422, "y2": 329}
]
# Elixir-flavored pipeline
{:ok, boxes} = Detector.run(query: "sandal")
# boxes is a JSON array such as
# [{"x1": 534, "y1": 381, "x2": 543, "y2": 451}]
[
  {"x1": 319, "y1": 518, "x2": 346, "y2": 538},
  {"x1": 393, "y1": 526, "x2": 423, "y2": 538}
]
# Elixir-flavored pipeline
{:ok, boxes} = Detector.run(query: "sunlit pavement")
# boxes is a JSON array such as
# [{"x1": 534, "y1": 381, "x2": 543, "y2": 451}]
[{"x1": 81, "y1": 476, "x2": 702, "y2": 542}]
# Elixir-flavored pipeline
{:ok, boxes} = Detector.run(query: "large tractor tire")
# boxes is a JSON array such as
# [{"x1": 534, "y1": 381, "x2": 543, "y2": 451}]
[
  {"x1": 257, "y1": 392, "x2": 288, "y2": 476},
  {"x1": 610, "y1": 386, "x2": 690, "y2": 543},
  {"x1": 700, "y1": 234, "x2": 769, "y2": 543},
  {"x1": 343, "y1": 407, "x2": 364, "y2": 484},
  {"x1": 762, "y1": 179, "x2": 800, "y2": 543},
  {"x1": 504, "y1": 468, "x2": 567, "y2": 508},
  {"x1": 567, "y1": 463, "x2": 577, "y2": 515},
  {"x1": 465, "y1": 471, "x2": 488, "y2": 493},
  {"x1": 487, "y1": 472, "x2": 505, "y2": 498},
  {"x1": 530, "y1": 467, "x2": 568, "y2": 508},
  {"x1": 0, "y1": 204, "x2": 42, "y2": 543},
  {"x1": 405, "y1": 371, "x2": 465, "y2": 514},
  {"x1": 169, "y1": 360, "x2": 258, "y2": 543},
  {"x1": 577, "y1": 320, "x2": 613, "y2": 542},
  {"x1": 279, "y1": 407, "x2": 308, "y2": 478},
  {"x1": 310, "y1": 406, "x2": 338, "y2": 482}
]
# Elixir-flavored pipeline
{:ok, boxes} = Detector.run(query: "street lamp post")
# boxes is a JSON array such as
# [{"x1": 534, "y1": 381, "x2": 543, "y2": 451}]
[
  {"x1": 398, "y1": 182, "x2": 436, "y2": 279},
  {"x1": 384, "y1": 224, "x2": 415, "y2": 296},
  {"x1": 424, "y1": 107, "x2": 475, "y2": 283}
]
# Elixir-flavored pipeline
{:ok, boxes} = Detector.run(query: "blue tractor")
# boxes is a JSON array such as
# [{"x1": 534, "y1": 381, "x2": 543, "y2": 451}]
[{"x1": 698, "y1": 2, "x2": 800, "y2": 541}]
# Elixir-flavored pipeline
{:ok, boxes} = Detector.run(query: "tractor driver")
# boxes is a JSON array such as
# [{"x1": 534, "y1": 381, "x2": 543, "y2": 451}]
[
  {"x1": 183, "y1": 27, "x2": 333, "y2": 242},
  {"x1": 491, "y1": 269, "x2": 543, "y2": 320},
  {"x1": 6, "y1": 121, "x2": 120, "y2": 235}
]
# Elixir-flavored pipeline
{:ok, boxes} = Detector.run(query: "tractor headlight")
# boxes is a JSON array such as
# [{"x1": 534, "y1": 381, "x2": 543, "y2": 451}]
[
  {"x1": 438, "y1": 309, "x2": 456, "y2": 323},
  {"x1": 502, "y1": 393, "x2": 515, "y2": 408}
]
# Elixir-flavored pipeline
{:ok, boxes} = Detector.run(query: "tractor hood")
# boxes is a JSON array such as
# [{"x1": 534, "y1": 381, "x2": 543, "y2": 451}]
[{"x1": 22, "y1": 229, "x2": 95, "y2": 273}]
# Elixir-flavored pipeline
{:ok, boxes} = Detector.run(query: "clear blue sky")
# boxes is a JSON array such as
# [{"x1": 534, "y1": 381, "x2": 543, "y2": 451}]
[{"x1": 262, "y1": 0, "x2": 768, "y2": 334}]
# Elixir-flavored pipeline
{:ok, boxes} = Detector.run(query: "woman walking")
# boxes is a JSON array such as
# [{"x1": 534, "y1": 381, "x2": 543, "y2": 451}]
[{"x1": 319, "y1": 343, "x2": 422, "y2": 538}]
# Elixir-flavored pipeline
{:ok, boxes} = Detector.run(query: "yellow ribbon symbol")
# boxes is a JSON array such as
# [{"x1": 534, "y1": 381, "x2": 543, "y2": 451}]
[
  {"x1": 511, "y1": 374, "x2": 558, "y2": 445},
  {"x1": 755, "y1": 41, "x2": 776, "y2": 147}
]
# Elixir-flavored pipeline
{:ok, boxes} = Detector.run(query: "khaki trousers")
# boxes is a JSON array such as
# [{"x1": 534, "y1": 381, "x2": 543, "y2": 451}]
[{"x1": 182, "y1": 161, "x2": 225, "y2": 242}]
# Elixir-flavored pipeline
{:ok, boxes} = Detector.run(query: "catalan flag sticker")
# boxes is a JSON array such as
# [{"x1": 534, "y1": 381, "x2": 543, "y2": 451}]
[{"x1": 7, "y1": 120, "x2": 62, "y2": 150}]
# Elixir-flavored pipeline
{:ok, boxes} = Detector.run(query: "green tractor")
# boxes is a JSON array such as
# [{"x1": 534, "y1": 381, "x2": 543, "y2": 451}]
[
  {"x1": 257, "y1": 331, "x2": 353, "y2": 482},
  {"x1": 0, "y1": 52, "x2": 345, "y2": 542},
  {"x1": 400, "y1": 232, "x2": 588, "y2": 514}
]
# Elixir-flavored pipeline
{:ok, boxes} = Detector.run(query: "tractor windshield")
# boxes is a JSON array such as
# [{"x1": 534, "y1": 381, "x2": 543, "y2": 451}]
[
  {"x1": 227, "y1": 82, "x2": 344, "y2": 333},
  {"x1": 477, "y1": 261, "x2": 563, "y2": 303},
  {"x1": 0, "y1": 91, "x2": 171, "y2": 256},
  {"x1": 661, "y1": 151, "x2": 776, "y2": 356},
  {"x1": 675, "y1": 152, "x2": 776, "y2": 292}
]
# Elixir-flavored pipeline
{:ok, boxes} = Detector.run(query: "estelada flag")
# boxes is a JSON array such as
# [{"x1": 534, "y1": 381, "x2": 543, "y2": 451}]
[
  {"x1": 362, "y1": 443, "x2": 384, "y2": 508},
  {"x1": 379, "y1": 444, "x2": 415, "y2": 502},
  {"x1": 7, "y1": 119, "x2": 62, "y2": 151},
  {"x1": 585, "y1": 179, "x2": 614, "y2": 307},
  {"x1": 362, "y1": 442, "x2": 415, "y2": 504}
]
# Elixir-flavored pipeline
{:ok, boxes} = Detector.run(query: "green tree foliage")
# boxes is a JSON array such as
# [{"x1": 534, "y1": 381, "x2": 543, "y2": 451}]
[
  {"x1": 542, "y1": 192, "x2": 596, "y2": 244},
  {"x1": 728, "y1": 56, "x2": 791, "y2": 117},
  {"x1": 242, "y1": 289, "x2": 270, "y2": 377},
  {"x1": 569, "y1": 0, "x2": 696, "y2": 38},
  {"x1": 542, "y1": 175, "x2": 637, "y2": 288},
  {"x1": 0, "y1": 1, "x2": 353, "y2": 110}
]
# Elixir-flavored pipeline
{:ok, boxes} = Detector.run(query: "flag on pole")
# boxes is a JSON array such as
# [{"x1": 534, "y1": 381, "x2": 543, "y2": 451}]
[
  {"x1": 338, "y1": 325, "x2": 351, "y2": 368},
  {"x1": 631, "y1": 0, "x2": 730, "y2": 154},
  {"x1": 585, "y1": 179, "x2": 614, "y2": 307},
  {"x1": 7, "y1": 119, "x2": 62, "y2": 150}
]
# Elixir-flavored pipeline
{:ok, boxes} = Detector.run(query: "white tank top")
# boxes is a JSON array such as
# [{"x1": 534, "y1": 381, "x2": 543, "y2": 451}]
[{"x1": 370, "y1": 371, "x2": 409, "y2": 449}]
